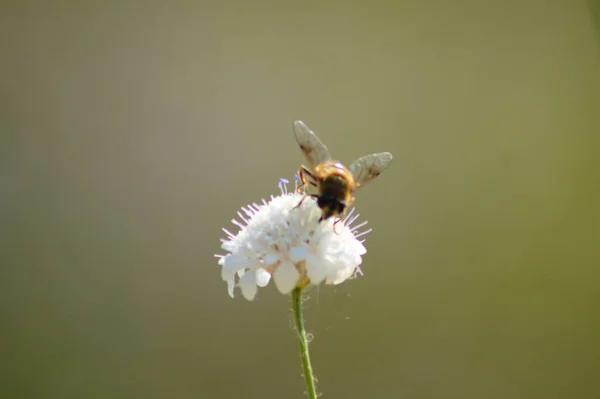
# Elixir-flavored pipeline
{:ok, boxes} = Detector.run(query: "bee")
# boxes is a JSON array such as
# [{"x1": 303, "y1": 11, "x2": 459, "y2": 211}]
[{"x1": 293, "y1": 120, "x2": 393, "y2": 222}]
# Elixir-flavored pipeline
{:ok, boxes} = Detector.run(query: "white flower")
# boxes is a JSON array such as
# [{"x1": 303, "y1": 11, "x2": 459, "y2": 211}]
[{"x1": 215, "y1": 178, "x2": 371, "y2": 300}]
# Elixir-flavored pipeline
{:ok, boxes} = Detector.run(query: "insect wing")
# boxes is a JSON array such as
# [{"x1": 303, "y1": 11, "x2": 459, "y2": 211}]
[
  {"x1": 293, "y1": 120, "x2": 331, "y2": 168},
  {"x1": 349, "y1": 152, "x2": 393, "y2": 189}
]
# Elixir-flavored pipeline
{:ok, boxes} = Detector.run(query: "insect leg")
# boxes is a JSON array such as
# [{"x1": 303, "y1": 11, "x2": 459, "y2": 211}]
[
  {"x1": 297, "y1": 165, "x2": 317, "y2": 194},
  {"x1": 333, "y1": 217, "x2": 342, "y2": 234},
  {"x1": 293, "y1": 193, "x2": 318, "y2": 210}
]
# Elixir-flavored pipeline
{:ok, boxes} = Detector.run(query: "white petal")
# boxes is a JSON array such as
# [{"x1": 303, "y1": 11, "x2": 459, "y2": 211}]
[
  {"x1": 219, "y1": 255, "x2": 238, "y2": 281},
  {"x1": 221, "y1": 240, "x2": 236, "y2": 252},
  {"x1": 239, "y1": 270, "x2": 258, "y2": 300},
  {"x1": 222, "y1": 253, "x2": 249, "y2": 274},
  {"x1": 353, "y1": 240, "x2": 367, "y2": 255},
  {"x1": 290, "y1": 246, "x2": 308, "y2": 263},
  {"x1": 262, "y1": 252, "x2": 279, "y2": 266},
  {"x1": 222, "y1": 267, "x2": 236, "y2": 282},
  {"x1": 326, "y1": 265, "x2": 356, "y2": 285},
  {"x1": 227, "y1": 279, "x2": 235, "y2": 298},
  {"x1": 305, "y1": 254, "x2": 327, "y2": 285},
  {"x1": 255, "y1": 268, "x2": 271, "y2": 287},
  {"x1": 273, "y1": 260, "x2": 300, "y2": 294}
]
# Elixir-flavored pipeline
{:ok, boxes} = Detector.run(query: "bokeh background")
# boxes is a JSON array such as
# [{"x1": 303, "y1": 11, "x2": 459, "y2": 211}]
[{"x1": 2, "y1": 1, "x2": 599, "y2": 398}]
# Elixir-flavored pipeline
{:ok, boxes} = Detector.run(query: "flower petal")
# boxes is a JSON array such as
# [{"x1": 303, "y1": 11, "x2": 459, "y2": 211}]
[
  {"x1": 290, "y1": 246, "x2": 307, "y2": 263},
  {"x1": 255, "y1": 268, "x2": 271, "y2": 287},
  {"x1": 239, "y1": 270, "x2": 258, "y2": 300},
  {"x1": 227, "y1": 279, "x2": 235, "y2": 298},
  {"x1": 326, "y1": 265, "x2": 356, "y2": 285},
  {"x1": 305, "y1": 253, "x2": 327, "y2": 285},
  {"x1": 353, "y1": 240, "x2": 367, "y2": 255},
  {"x1": 221, "y1": 253, "x2": 249, "y2": 279},
  {"x1": 262, "y1": 252, "x2": 280, "y2": 266},
  {"x1": 273, "y1": 260, "x2": 299, "y2": 294}
]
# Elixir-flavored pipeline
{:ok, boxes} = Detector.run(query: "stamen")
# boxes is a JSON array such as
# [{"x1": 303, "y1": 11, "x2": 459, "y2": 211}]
[
  {"x1": 354, "y1": 228, "x2": 372, "y2": 238},
  {"x1": 294, "y1": 173, "x2": 299, "y2": 191},
  {"x1": 278, "y1": 178, "x2": 289, "y2": 195},
  {"x1": 222, "y1": 228, "x2": 235, "y2": 238},
  {"x1": 237, "y1": 211, "x2": 249, "y2": 224},
  {"x1": 350, "y1": 220, "x2": 369, "y2": 233},
  {"x1": 346, "y1": 212, "x2": 361, "y2": 227},
  {"x1": 231, "y1": 219, "x2": 245, "y2": 229},
  {"x1": 342, "y1": 208, "x2": 356, "y2": 223}
]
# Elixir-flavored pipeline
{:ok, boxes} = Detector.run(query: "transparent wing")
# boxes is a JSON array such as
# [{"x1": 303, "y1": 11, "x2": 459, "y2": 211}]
[
  {"x1": 349, "y1": 152, "x2": 393, "y2": 189},
  {"x1": 293, "y1": 120, "x2": 331, "y2": 168}
]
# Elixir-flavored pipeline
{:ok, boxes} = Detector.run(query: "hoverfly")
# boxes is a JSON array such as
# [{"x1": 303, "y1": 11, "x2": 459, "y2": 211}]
[{"x1": 293, "y1": 120, "x2": 393, "y2": 221}]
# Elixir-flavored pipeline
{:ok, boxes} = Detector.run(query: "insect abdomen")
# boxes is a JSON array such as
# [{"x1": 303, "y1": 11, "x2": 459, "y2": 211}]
[
  {"x1": 319, "y1": 175, "x2": 350, "y2": 202},
  {"x1": 316, "y1": 175, "x2": 350, "y2": 220}
]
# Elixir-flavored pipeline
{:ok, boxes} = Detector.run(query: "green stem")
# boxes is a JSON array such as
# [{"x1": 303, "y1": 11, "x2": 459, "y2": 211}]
[{"x1": 292, "y1": 287, "x2": 318, "y2": 399}]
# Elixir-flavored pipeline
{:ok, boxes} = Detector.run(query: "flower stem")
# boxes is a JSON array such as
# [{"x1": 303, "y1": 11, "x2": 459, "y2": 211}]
[{"x1": 292, "y1": 287, "x2": 318, "y2": 399}]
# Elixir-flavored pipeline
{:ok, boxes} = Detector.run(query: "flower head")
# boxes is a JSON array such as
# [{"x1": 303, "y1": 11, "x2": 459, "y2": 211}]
[{"x1": 216, "y1": 178, "x2": 371, "y2": 300}]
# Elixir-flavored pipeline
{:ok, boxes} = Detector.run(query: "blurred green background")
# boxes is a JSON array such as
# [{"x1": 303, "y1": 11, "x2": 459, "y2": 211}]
[{"x1": 2, "y1": 1, "x2": 599, "y2": 398}]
